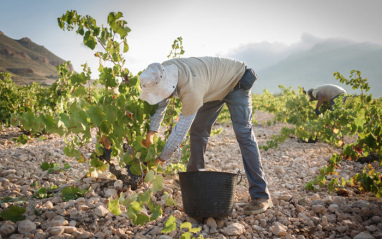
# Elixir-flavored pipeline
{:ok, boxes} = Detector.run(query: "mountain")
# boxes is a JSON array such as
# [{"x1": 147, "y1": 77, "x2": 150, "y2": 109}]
[
  {"x1": 0, "y1": 31, "x2": 71, "y2": 86},
  {"x1": 227, "y1": 34, "x2": 382, "y2": 98}
]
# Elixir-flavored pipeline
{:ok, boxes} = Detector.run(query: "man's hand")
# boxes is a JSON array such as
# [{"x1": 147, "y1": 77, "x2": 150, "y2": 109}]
[{"x1": 142, "y1": 131, "x2": 155, "y2": 148}]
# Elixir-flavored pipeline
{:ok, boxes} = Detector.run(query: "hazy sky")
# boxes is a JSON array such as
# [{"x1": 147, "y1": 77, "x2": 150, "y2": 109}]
[{"x1": 1, "y1": 0, "x2": 381, "y2": 77}]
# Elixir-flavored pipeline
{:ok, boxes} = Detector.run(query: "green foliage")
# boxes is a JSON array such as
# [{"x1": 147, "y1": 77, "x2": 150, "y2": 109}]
[
  {"x1": 0, "y1": 205, "x2": 26, "y2": 222},
  {"x1": 61, "y1": 185, "x2": 90, "y2": 201},
  {"x1": 12, "y1": 134, "x2": 30, "y2": 144},
  {"x1": 41, "y1": 162, "x2": 71, "y2": 173},
  {"x1": 354, "y1": 164, "x2": 382, "y2": 197},
  {"x1": 254, "y1": 72, "x2": 381, "y2": 197},
  {"x1": 1, "y1": 9, "x2": 188, "y2": 229},
  {"x1": 108, "y1": 197, "x2": 121, "y2": 215},
  {"x1": 162, "y1": 216, "x2": 207, "y2": 239},
  {"x1": 167, "y1": 37, "x2": 185, "y2": 59},
  {"x1": 0, "y1": 72, "x2": 58, "y2": 125},
  {"x1": 333, "y1": 70, "x2": 370, "y2": 95},
  {"x1": 0, "y1": 196, "x2": 28, "y2": 204},
  {"x1": 117, "y1": 169, "x2": 165, "y2": 225},
  {"x1": 162, "y1": 215, "x2": 177, "y2": 233},
  {"x1": 33, "y1": 185, "x2": 58, "y2": 199}
]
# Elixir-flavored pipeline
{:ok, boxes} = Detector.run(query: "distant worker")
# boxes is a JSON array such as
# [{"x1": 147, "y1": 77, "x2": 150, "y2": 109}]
[{"x1": 307, "y1": 84, "x2": 347, "y2": 115}]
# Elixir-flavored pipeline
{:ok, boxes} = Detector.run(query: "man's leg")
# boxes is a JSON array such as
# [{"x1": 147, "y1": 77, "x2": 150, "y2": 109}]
[
  {"x1": 188, "y1": 101, "x2": 224, "y2": 171},
  {"x1": 224, "y1": 87, "x2": 272, "y2": 214}
]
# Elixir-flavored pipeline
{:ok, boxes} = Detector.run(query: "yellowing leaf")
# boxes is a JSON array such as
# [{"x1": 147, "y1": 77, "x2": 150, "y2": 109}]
[
  {"x1": 162, "y1": 215, "x2": 176, "y2": 233},
  {"x1": 180, "y1": 222, "x2": 192, "y2": 230},
  {"x1": 108, "y1": 197, "x2": 121, "y2": 216}
]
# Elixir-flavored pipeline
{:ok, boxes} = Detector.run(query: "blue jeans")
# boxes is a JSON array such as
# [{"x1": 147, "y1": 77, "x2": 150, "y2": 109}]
[{"x1": 187, "y1": 87, "x2": 270, "y2": 199}]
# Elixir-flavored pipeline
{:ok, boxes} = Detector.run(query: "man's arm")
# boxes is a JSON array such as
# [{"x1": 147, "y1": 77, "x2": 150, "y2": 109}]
[
  {"x1": 315, "y1": 91, "x2": 326, "y2": 109},
  {"x1": 150, "y1": 99, "x2": 170, "y2": 132},
  {"x1": 158, "y1": 113, "x2": 196, "y2": 161}
]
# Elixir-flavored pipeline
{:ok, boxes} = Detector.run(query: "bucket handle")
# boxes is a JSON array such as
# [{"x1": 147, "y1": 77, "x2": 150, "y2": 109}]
[{"x1": 236, "y1": 170, "x2": 243, "y2": 185}]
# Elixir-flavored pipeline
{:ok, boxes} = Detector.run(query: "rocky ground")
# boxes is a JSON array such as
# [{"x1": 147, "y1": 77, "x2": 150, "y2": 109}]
[{"x1": 0, "y1": 111, "x2": 381, "y2": 239}]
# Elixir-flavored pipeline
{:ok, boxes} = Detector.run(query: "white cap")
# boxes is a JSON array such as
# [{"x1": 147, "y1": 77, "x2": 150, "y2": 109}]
[{"x1": 139, "y1": 63, "x2": 178, "y2": 105}]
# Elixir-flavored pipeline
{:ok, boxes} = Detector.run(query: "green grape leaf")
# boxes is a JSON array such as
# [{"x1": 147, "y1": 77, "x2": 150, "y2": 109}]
[
  {"x1": 138, "y1": 190, "x2": 152, "y2": 203},
  {"x1": 64, "y1": 163, "x2": 71, "y2": 170},
  {"x1": 149, "y1": 203, "x2": 162, "y2": 221},
  {"x1": 0, "y1": 205, "x2": 26, "y2": 222},
  {"x1": 152, "y1": 175, "x2": 164, "y2": 192},
  {"x1": 100, "y1": 120, "x2": 112, "y2": 134},
  {"x1": 181, "y1": 232, "x2": 192, "y2": 239},
  {"x1": 163, "y1": 192, "x2": 177, "y2": 207},
  {"x1": 99, "y1": 67, "x2": 117, "y2": 88},
  {"x1": 144, "y1": 145, "x2": 156, "y2": 162},
  {"x1": 62, "y1": 186, "x2": 90, "y2": 201},
  {"x1": 144, "y1": 170, "x2": 155, "y2": 183},
  {"x1": 108, "y1": 197, "x2": 121, "y2": 216},
  {"x1": 116, "y1": 25, "x2": 130, "y2": 39},
  {"x1": 130, "y1": 161, "x2": 142, "y2": 175},
  {"x1": 88, "y1": 105, "x2": 105, "y2": 126},
  {"x1": 136, "y1": 213, "x2": 150, "y2": 226},
  {"x1": 41, "y1": 162, "x2": 50, "y2": 171},
  {"x1": 83, "y1": 31, "x2": 97, "y2": 50},
  {"x1": 122, "y1": 152, "x2": 133, "y2": 165},
  {"x1": 59, "y1": 113, "x2": 70, "y2": 128},
  {"x1": 63, "y1": 146, "x2": 81, "y2": 158},
  {"x1": 74, "y1": 85, "x2": 87, "y2": 97},
  {"x1": 130, "y1": 201, "x2": 141, "y2": 212},
  {"x1": 180, "y1": 222, "x2": 192, "y2": 230},
  {"x1": 162, "y1": 215, "x2": 176, "y2": 233},
  {"x1": 123, "y1": 41, "x2": 129, "y2": 53},
  {"x1": 33, "y1": 187, "x2": 48, "y2": 199}
]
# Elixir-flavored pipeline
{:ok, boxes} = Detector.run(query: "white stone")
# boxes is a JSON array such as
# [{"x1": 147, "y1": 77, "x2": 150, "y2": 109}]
[
  {"x1": 69, "y1": 220, "x2": 77, "y2": 227},
  {"x1": 44, "y1": 201, "x2": 54, "y2": 209},
  {"x1": 63, "y1": 200, "x2": 75, "y2": 209},
  {"x1": 274, "y1": 165, "x2": 285, "y2": 174},
  {"x1": 312, "y1": 205, "x2": 325, "y2": 213},
  {"x1": 78, "y1": 204, "x2": 90, "y2": 211},
  {"x1": 1, "y1": 169, "x2": 16, "y2": 176},
  {"x1": 48, "y1": 226, "x2": 64, "y2": 236},
  {"x1": 17, "y1": 219, "x2": 36, "y2": 235},
  {"x1": 206, "y1": 217, "x2": 217, "y2": 229},
  {"x1": 0, "y1": 222, "x2": 16, "y2": 235},
  {"x1": 270, "y1": 222, "x2": 287, "y2": 236},
  {"x1": 51, "y1": 218, "x2": 68, "y2": 226},
  {"x1": 105, "y1": 189, "x2": 117, "y2": 198},
  {"x1": 94, "y1": 205, "x2": 109, "y2": 217},
  {"x1": 353, "y1": 232, "x2": 375, "y2": 239},
  {"x1": 222, "y1": 222, "x2": 245, "y2": 236},
  {"x1": 276, "y1": 192, "x2": 293, "y2": 201},
  {"x1": 328, "y1": 204, "x2": 340, "y2": 213},
  {"x1": 114, "y1": 180, "x2": 123, "y2": 190}
]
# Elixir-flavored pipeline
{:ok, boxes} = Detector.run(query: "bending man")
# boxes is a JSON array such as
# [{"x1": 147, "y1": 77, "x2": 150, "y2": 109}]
[
  {"x1": 140, "y1": 56, "x2": 272, "y2": 215},
  {"x1": 307, "y1": 84, "x2": 347, "y2": 115}
]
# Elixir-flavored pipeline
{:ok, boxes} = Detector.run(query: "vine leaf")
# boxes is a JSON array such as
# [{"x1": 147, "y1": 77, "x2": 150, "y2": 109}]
[
  {"x1": 108, "y1": 197, "x2": 121, "y2": 215},
  {"x1": 0, "y1": 205, "x2": 26, "y2": 222},
  {"x1": 162, "y1": 215, "x2": 176, "y2": 233}
]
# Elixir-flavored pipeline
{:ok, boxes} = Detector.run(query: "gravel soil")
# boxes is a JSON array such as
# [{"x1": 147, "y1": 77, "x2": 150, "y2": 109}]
[{"x1": 0, "y1": 110, "x2": 381, "y2": 239}]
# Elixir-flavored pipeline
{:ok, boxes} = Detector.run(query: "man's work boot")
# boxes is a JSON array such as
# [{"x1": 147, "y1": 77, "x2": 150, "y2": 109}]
[{"x1": 243, "y1": 198, "x2": 273, "y2": 215}]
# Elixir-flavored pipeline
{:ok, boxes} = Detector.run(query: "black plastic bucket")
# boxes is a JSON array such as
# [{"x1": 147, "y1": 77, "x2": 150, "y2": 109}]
[{"x1": 178, "y1": 171, "x2": 239, "y2": 218}]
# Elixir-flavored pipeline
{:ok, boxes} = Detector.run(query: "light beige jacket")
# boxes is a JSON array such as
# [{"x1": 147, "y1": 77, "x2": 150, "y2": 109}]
[{"x1": 163, "y1": 57, "x2": 246, "y2": 116}]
